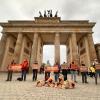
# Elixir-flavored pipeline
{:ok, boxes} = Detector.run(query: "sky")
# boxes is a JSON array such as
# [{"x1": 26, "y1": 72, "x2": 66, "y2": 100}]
[{"x1": 0, "y1": 0, "x2": 100, "y2": 65}]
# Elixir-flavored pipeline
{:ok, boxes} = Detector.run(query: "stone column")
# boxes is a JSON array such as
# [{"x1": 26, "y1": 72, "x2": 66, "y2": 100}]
[
  {"x1": 1, "y1": 35, "x2": 11, "y2": 70},
  {"x1": 30, "y1": 33, "x2": 38, "y2": 66},
  {"x1": 54, "y1": 33, "x2": 60, "y2": 64},
  {"x1": 84, "y1": 36, "x2": 91, "y2": 67},
  {"x1": 13, "y1": 33, "x2": 23, "y2": 63},
  {"x1": 66, "y1": 43, "x2": 68, "y2": 63},
  {"x1": 87, "y1": 33, "x2": 97, "y2": 62},
  {"x1": 37, "y1": 36, "x2": 42, "y2": 67},
  {"x1": 19, "y1": 35, "x2": 26, "y2": 63},
  {"x1": 71, "y1": 33, "x2": 78, "y2": 64},
  {"x1": 68, "y1": 36, "x2": 73, "y2": 63},
  {"x1": 0, "y1": 33, "x2": 7, "y2": 67},
  {"x1": 40, "y1": 45, "x2": 43, "y2": 65}
]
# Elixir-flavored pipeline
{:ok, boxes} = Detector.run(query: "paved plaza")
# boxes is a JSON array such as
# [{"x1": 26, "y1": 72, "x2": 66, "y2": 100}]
[{"x1": 0, "y1": 73, "x2": 100, "y2": 100}]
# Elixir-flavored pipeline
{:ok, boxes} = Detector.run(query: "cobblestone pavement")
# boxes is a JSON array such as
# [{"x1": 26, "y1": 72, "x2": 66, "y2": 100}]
[{"x1": 0, "y1": 73, "x2": 100, "y2": 100}]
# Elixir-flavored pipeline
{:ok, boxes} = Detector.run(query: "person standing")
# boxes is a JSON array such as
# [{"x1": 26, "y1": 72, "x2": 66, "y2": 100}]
[
  {"x1": 70, "y1": 62, "x2": 78, "y2": 83},
  {"x1": 54, "y1": 62, "x2": 61, "y2": 82},
  {"x1": 61, "y1": 62, "x2": 68, "y2": 81},
  {"x1": 44, "y1": 65, "x2": 50, "y2": 81},
  {"x1": 89, "y1": 65, "x2": 96, "y2": 78},
  {"x1": 80, "y1": 64, "x2": 88, "y2": 83},
  {"x1": 32, "y1": 61, "x2": 38, "y2": 81},
  {"x1": 44, "y1": 60, "x2": 51, "y2": 81},
  {"x1": 21, "y1": 59, "x2": 29, "y2": 81},
  {"x1": 6, "y1": 60, "x2": 15, "y2": 81}
]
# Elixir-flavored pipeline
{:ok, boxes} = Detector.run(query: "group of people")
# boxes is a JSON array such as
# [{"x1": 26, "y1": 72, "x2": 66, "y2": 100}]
[
  {"x1": 6, "y1": 59, "x2": 29, "y2": 81},
  {"x1": 44, "y1": 61, "x2": 78, "y2": 83},
  {"x1": 36, "y1": 74, "x2": 75, "y2": 89},
  {"x1": 6, "y1": 59, "x2": 39, "y2": 81},
  {"x1": 44, "y1": 61, "x2": 99, "y2": 84},
  {"x1": 6, "y1": 59, "x2": 99, "y2": 85}
]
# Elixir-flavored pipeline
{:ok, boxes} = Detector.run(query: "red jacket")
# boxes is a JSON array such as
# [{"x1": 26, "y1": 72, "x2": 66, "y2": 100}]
[{"x1": 22, "y1": 60, "x2": 28, "y2": 71}]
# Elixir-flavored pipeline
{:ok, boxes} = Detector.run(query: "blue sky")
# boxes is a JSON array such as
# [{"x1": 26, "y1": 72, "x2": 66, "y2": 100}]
[{"x1": 0, "y1": 0, "x2": 100, "y2": 65}]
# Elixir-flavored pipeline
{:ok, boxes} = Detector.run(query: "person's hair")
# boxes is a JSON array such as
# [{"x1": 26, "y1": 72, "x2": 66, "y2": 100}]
[
  {"x1": 11, "y1": 60, "x2": 15, "y2": 64},
  {"x1": 56, "y1": 62, "x2": 58, "y2": 65},
  {"x1": 82, "y1": 64, "x2": 85, "y2": 66}
]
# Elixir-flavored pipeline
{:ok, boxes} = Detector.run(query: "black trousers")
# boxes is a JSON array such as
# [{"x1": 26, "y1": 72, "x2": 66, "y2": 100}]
[
  {"x1": 32, "y1": 69, "x2": 38, "y2": 81},
  {"x1": 45, "y1": 72, "x2": 50, "y2": 81},
  {"x1": 62, "y1": 69, "x2": 67, "y2": 81},
  {"x1": 81, "y1": 72, "x2": 88, "y2": 83},
  {"x1": 7, "y1": 71, "x2": 13, "y2": 81}
]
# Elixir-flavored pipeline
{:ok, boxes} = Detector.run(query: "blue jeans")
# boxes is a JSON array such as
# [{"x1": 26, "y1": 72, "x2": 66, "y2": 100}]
[
  {"x1": 70, "y1": 70, "x2": 77, "y2": 82},
  {"x1": 54, "y1": 73, "x2": 59, "y2": 82},
  {"x1": 21, "y1": 70, "x2": 27, "y2": 81}
]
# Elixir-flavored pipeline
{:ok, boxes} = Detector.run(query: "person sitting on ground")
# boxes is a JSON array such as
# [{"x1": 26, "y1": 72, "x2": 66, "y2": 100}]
[
  {"x1": 56, "y1": 74, "x2": 65, "y2": 89},
  {"x1": 56, "y1": 83, "x2": 62, "y2": 89},
  {"x1": 68, "y1": 80, "x2": 75, "y2": 89},
  {"x1": 62, "y1": 80, "x2": 70, "y2": 89},
  {"x1": 58, "y1": 74, "x2": 64, "y2": 85},
  {"x1": 45, "y1": 77, "x2": 55, "y2": 87},
  {"x1": 36, "y1": 80, "x2": 45, "y2": 87}
]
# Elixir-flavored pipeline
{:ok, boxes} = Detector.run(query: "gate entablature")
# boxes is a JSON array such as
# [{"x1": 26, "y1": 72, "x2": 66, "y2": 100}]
[{"x1": 0, "y1": 16, "x2": 97, "y2": 71}]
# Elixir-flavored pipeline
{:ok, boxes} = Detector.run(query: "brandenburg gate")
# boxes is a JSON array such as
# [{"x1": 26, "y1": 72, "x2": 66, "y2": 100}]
[{"x1": 0, "y1": 11, "x2": 97, "y2": 71}]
